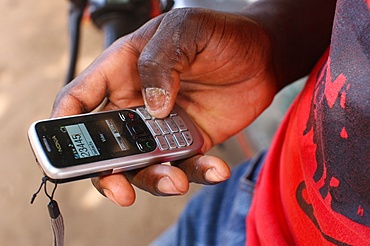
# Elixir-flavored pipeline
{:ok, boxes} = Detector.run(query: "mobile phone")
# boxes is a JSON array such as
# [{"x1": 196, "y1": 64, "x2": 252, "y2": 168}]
[{"x1": 28, "y1": 105, "x2": 203, "y2": 183}]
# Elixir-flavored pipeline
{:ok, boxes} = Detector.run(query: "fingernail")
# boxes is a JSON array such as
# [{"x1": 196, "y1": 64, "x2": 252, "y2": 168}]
[
  {"x1": 103, "y1": 189, "x2": 119, "y2": 205},
  {"x1": 143, "y1": 87, "x2": 169, "y2": 112},
  {"x1": 157, "y1": 176, "x2": 182, "y2": 195},
  {"x1": 205, "y1": 168, "x2": 224, "y2": 183}
]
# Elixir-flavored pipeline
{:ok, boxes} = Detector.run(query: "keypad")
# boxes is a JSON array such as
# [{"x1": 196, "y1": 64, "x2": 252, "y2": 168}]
[{"x1": 136, "y1": 107, "x2": 194, "y2": 150}]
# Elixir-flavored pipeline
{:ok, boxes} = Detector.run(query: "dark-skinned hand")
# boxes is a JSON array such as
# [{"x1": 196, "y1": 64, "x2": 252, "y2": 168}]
[{"x1": 51, "y1": 8, "x2": 277, "y2": 206}]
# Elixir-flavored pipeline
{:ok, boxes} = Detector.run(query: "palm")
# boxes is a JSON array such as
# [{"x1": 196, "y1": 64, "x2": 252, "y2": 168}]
[{"x1": 175, "y1": 75, "x2": 275, "y2": 150}]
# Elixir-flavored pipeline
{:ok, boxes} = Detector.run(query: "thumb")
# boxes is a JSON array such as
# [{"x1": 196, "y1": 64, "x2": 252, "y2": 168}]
[
  {"x1": 138, "y1": 31, "x2": 183, "y2": 119},
  {"x1": 137, "y1": 9, "x2": 201, "y2": 118}
]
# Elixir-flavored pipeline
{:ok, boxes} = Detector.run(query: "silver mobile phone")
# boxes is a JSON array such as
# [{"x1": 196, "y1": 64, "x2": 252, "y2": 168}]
[{"x1": 28, "y1": 105, "x2": 203, "y2": 183}]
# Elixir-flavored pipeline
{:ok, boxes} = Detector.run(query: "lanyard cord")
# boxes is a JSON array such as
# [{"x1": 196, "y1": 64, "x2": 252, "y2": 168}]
[{"x1": 31, "y1": 177, "x2": 65, "y2": 246}]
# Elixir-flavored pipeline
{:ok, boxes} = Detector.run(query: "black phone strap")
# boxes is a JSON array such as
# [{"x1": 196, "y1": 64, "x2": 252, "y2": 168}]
[{"x1": 31, "y1": 177, "x2": 65, "y2": 246}]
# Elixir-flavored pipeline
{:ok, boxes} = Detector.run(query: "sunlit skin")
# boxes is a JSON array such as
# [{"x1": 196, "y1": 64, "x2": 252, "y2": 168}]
[{"x1": 51, "y1": 1, "x2": 335, "y2": 206}]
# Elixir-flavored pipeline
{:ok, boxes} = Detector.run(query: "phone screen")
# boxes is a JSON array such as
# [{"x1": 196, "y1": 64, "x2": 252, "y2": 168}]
[
  {"x1": 64, "y1": 123, "x2": 102, "y2": 158},
  {"x1": 35, "y1": 110, "x2": 156, "y2": 168}
]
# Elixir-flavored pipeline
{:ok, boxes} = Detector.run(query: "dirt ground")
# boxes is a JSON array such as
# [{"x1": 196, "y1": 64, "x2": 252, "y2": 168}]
[{"x1": 0, "y1": 1, "x2": 250, "y2": 245}]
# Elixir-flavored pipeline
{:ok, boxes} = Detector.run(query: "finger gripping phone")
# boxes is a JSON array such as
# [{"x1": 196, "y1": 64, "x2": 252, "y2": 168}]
[{"x1": 28, "y1": 105, "x2": 203, "y2": 183}]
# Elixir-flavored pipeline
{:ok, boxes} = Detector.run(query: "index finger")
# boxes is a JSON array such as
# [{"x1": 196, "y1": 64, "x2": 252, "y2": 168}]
[
  {"x1": 51, "y1": 15, "x2": 166, "y2": 118},
  {"x1": 51, "y1": 39, "x2": 140, "y2": 118}
]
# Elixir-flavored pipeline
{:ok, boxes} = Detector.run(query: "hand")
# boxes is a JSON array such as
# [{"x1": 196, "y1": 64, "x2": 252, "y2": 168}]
[{"x1": 51, "y1": 8, "x2": 278, "y2": 206}]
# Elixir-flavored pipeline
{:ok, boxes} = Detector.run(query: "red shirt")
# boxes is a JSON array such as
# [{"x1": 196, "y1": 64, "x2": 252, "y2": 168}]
[{"x1": 247, "y1": 0, "x2": 370, "y2": 244}]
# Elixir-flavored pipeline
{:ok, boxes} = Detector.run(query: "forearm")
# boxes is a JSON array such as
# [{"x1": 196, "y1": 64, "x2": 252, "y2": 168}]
[{"x1": 241, "y1": 0, "x2": 336, "y2": 89}]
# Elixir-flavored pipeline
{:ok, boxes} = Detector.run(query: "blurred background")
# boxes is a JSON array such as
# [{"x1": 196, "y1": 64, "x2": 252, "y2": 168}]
[{"x1": 0, "y1": 0, "x2": 303, "y2": 245}]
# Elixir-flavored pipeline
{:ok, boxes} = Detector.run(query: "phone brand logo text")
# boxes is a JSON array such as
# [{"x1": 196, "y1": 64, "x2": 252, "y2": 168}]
[{"x1": 52, "y1": 135, "x2": 63, "y2": 153}]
